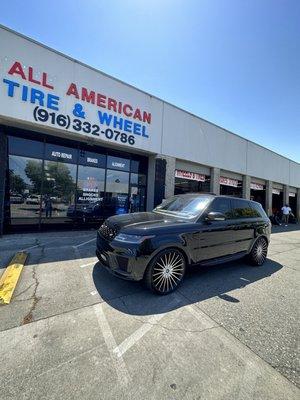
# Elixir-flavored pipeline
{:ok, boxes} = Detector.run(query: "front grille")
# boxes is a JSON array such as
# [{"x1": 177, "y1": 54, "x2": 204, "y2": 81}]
[{"x1": 99, "y1": 221, "x2": 118, "y2": 240}]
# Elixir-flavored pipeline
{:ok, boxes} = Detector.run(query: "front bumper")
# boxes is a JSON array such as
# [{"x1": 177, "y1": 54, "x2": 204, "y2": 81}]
[{"x1": 96, "y1": 231, "x2": 149, "y2": 281}]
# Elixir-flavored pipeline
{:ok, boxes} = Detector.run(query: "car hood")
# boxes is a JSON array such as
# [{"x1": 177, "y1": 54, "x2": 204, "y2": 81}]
[{"x1": 105, "y1": 211, "x2": 193, "y2": 235}]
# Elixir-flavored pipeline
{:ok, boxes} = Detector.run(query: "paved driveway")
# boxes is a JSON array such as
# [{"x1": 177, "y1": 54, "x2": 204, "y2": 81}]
[{"x1": 0, "y1": 226, "x2": 299, "y2": 399}]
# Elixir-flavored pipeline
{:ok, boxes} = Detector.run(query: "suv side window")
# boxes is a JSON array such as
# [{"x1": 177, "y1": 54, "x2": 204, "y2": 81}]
[
  {"x1": 232, "y1": 199, "x2": 256, "y2": 218},
  {"x1": 250, "y1": 202, "x2": 266, "y2": 218},
  {"x1": 208, "y1": 198, "x2": 233, "y2": 219}
]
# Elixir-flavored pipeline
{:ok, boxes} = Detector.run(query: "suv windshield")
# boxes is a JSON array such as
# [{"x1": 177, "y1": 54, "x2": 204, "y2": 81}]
[{"x1": 153, "y1": 195, "x2": 211, "y2": 219}]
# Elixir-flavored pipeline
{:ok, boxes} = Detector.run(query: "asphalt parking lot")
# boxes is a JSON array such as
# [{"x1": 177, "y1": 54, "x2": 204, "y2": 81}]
[{"x1": 0, "y1": 226, "x2": 299, "y2": 400}]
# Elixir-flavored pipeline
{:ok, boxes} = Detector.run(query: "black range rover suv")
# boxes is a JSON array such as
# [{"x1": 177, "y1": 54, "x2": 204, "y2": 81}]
[{"x1": 96, "y1": 194, "x2": 271, "y2": 295}]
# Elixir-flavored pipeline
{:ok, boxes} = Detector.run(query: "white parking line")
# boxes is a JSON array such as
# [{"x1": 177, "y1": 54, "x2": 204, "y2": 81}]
[
  {"x1": 73, "y1": 238, "x2": 96, "y2": 248},
  {"x1": 93, "y1": 303, "x2": 130, "y2": 387},
  {"x1": 113, "y1": 297, "x2": 180, "y2": 358},
  {"x1": 113, "y1": 313, "x2": 166, "y2": 358},
  {"x1": 79, "y1": 260, "x2": 97, "y2": 268}
]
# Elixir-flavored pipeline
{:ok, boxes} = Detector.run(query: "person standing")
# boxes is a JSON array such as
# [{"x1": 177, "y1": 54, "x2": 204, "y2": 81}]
[
  {"x1": 44, "y1": 195, "x2": 53, "y2": 218},
  {"x1": 281, "y1": 204, "x2": 291, "y2": 226}
]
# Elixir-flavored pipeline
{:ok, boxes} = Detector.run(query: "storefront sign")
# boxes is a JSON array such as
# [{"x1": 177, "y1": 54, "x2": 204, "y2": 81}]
[
  {"x1": 219, "y1": 176, "x2": 239, "y2": 187},
  {"x1": 175, "y1": 169, "x2": 205, "y2": 182},
  {"x1": 250, "y1": 182, "x2": 264, "y2": 191},
  {"x1": 107, "y1": 156, "x2": 130, "y2": 171},
  {"x1": 0, "y1": 28, "x2": 161, "y2": 153},
  {"x1": 289, "y1": 192, "x2": 296, "y2": 197},
  {"x1": 44, "y1": 144, "x2": 77, "y2": 164},
  {"x1": 272, "y1": 189, "x2": 280, "y2": 195},
  {"x1": 79, "y1": 151, "x2": 106, "y2": 168}
]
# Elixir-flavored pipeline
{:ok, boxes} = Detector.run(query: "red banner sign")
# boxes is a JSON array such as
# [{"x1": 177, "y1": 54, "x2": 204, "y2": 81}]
[
  {"x1": 175, "y1": 169, "x2": 205, "y2": 182},
  {"x1": 219, "y1": 176, "x2": 239, "y2": 187},
  {"x1": 250, "y1": 182, "x2": 264, "y2": 191}
]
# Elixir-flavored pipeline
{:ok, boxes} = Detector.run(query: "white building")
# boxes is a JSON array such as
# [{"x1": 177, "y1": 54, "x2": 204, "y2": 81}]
[{"x1": 0, "y1": 25, "x2": 299, "y2": 233}]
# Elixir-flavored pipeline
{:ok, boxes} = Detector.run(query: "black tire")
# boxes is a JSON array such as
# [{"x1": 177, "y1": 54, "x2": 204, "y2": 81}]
[
  {"x1": 247, "y1": 237, "x2": 268, "y2": 266},
  {"x1": 144, "y1": 248, "x2": 186, "y2": 295}
]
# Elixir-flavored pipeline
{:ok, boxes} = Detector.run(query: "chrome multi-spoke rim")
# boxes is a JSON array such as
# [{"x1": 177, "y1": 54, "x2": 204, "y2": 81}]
[
  {"x1": 152, "y1": 251, "x2": 184, "y2": 293},
  {"x1": 253, "y1": 239, "x2": 268, "y2": 264}
]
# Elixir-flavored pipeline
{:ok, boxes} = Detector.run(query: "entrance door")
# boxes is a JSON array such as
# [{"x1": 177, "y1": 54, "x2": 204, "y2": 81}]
[
  {"x1": 129, "y1": 186, "x2": 146, "y2": 213},
  {"x1": 105, "y1": 169, "x2": 129, "y2": 217}
]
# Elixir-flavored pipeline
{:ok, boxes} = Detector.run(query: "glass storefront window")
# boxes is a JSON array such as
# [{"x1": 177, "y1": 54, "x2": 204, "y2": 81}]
[
  {"x1": 130, "y1": 173, "x2": 147, "y2": 186},
  {"x1": 69, "y1": 166, "x2": 106, "y2": 221},
  {"x1": 6, "y1": 133, "x2": 148, "y2": 229},
  {"x1": 105, "y1": 169, "x2": 129, "y2": 215},
  {"x1": 42, "y1": 161, "x2": 77, "y2": 220},
  {"x1": 9, "y1": 155, "x2": 43, "y2": 222}
]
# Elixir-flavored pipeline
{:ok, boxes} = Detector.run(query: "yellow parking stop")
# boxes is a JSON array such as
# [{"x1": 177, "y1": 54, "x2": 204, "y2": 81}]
[{"x1": 0, "y1": 252, "x2": 28, "y2": 304}]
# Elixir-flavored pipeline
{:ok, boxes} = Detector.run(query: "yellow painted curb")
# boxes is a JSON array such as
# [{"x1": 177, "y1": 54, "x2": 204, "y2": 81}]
[{"x1": 0, "y1": 252, "x2": 28, "y2": 304}]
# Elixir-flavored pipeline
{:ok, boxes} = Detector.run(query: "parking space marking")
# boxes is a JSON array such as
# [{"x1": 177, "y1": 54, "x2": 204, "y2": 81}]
[
  {"x1": 93, "y1": 303, "x2": 130, "y2": 387},
  {"x1": 113, "y1": 313, "x2": 167, "y2": 358},
  {"x1": 80, "y1": 260, "x2": 97, "y2": 268},
  {"x1": 73, "y1": 238, "x2": 96, "y2": 248},
  {"x1": 113, "y1": 297, "x2": 180, "y2": 358}
]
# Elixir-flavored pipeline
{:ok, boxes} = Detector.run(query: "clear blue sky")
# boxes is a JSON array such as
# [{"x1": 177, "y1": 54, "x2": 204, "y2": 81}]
[{"x1": 1, "y1": 0, "x2": 300, "y2": 162}]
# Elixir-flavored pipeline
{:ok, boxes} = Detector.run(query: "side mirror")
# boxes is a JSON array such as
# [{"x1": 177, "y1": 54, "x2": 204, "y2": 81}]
[{"x1": 205, "y1": 211, "x2": 226, "y2": 221}]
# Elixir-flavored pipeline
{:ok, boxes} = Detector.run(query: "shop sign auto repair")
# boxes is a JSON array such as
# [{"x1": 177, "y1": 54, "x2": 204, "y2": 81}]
[{"x1": 1, "y1": 60, "x2": 151, "y2": 148}]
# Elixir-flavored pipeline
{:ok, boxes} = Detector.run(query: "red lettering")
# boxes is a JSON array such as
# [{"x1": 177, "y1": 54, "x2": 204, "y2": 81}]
[
  {"x1": 97, "y1": 93, "x2": 106, "y2": 107},
  {"x1": 123, "y1": 104, "x2": 133, "y2": 117},
  {"x1": 133, "y1": 108, "x2": 142, "y2": 121},
  {"x1": 66, "y1": 83, "x2": 79, "y2": 99},
  {"x1": 118, "y1": 102, "x2": 122, "y2": 114},
  {"x1": 42, "y1": 72, "x2": 54, "y2": 90},
  {"x1": 82, "y1": 87, "x2": 95, "y2": 104},
  {"x1": 143, "y1": 111, "x2": 151, "y2": 124},
  {"x1": 107, "y1": 98, "x2": 117, "y2": 112},
  {"x1": 8, "y1": 61, "x2": 26, "y2": 80},
  {"x1": 28, "y1": 67, "x2": 41, "y2": 85}
]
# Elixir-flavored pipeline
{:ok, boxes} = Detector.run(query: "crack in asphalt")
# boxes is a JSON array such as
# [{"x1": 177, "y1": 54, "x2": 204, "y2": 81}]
[{"x1": 22, "y1": 245, "x2": 44, "y2": 325}]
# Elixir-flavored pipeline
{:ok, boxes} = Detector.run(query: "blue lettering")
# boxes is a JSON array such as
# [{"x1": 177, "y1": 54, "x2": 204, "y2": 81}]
[
  {"x1": 113, "y1": 116, "x2": 123, "y2": 129},
  {"x1": 22, "y1": 85, "x2": 28, "y2": 101},
  {"x1": 142, "y1": 125, "x2": 148, "y2": 138},
  {"x1": 98, "y1": 111, "x2": 113, "y2": 126},
  {"x1": 133, "y1": 123, "x2": 142, "y2": 135},
  {"x1": 30, "y1": 89, "x2": 44, "y2": 106},
  {"x1": 47, "y1": 94, "x2": 60, "y2": 111},
  {"x1": 3, "y1": 78, "x2": 19, "y2": 97},
  {"x1": 124, "y1": 120, "x2": 132, "y2": 132}
]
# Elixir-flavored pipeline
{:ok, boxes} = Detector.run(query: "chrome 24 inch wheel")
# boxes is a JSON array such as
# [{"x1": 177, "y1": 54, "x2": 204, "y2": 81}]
[
  {"x1": 144, "y1": 249, "x2": 186, "y2": 294},
  {"x1": 248, "y1": 237, "x2": 268, "y2": 266}
]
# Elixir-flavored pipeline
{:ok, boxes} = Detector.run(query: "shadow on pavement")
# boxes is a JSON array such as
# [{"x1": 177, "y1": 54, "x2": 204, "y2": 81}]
[
  {"x1": 271, "y1": 224, "x2": 300, "y2": 234},
  {"x1": 92, "y1": 257, "x2": 283, "y2": 316}
]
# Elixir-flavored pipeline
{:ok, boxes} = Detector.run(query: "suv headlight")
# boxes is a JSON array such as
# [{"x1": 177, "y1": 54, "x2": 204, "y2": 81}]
[{"x1": 114, "y1": 233, "x2": 155, "y2": 244}]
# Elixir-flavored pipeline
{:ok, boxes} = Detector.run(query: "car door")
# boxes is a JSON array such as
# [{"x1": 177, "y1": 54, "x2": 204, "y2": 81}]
[
  {"x1": 229, "y1": 199, "x2": 256, "y2": 253},
  {"x1": 197, "y1": 197, "x2": 236, "y2": 261}
]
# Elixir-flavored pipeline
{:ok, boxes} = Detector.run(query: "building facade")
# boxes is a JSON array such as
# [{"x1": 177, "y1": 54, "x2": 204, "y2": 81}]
[{"x1": 0, "y1": 25, "x2": 299, "y2": 234}]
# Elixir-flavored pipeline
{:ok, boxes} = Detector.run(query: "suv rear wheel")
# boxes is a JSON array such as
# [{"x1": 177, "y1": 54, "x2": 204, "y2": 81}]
[
  {"x1": 247, "y1": 237, "x2": 268, "y2": 266},
  {"x1": 144, "y1": 249, "x2": 186, "y2": 295}
]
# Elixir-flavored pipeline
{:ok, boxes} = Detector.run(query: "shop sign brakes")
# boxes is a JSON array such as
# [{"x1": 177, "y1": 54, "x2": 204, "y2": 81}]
[{"x1": 1, "y1": 60, "x2": 152, "y2": 148}]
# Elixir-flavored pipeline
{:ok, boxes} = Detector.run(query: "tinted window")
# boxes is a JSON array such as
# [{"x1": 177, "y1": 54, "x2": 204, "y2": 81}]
[
  {"x1": 250, "y1": 202, "x2": 266, "y2": 218},
  {"x1": 209, "y1": 197, "x2": 233, "y2": 219},
  {"x1": 232, "y1": 199, "x2": 256, "y2": 218},
  {"x1": 8, "y1": 136, "x2": 44, "y2": 159}
]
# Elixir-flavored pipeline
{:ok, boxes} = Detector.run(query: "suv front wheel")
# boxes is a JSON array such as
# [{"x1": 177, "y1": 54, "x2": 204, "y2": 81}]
[
  {"x1": 247, "y1": 237, "x2": 268, "y2": 266},
  {"x1": 144, "y1": 249, "x2": 186, "y2": 295}
]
